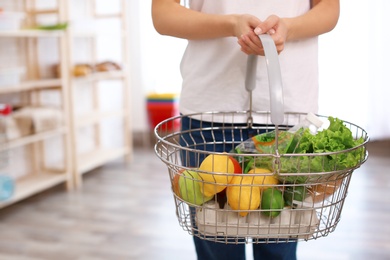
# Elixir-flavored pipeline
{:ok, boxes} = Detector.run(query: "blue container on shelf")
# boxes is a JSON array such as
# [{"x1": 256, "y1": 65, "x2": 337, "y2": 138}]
[{"x1": 0, "y1": 175, "x2": 14, "y2": 201}]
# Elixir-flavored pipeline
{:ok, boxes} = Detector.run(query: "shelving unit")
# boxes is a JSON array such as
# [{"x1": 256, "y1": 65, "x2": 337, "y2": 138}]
[
  {"x1": 0, "y1": 30, "x2": 64, "y2": 37},
  {"x1": 0, "y1": 79, "x2": 62, "y2": 94},
  {"x1": 0, "y1": 1, "x2": 73, "y2": 209},
  {"x1": 0, "y1": 0, "x2": 132, "y2": 207},
  {"x1": 64, "y1": 0, "x2": 132, "y2": 188}
]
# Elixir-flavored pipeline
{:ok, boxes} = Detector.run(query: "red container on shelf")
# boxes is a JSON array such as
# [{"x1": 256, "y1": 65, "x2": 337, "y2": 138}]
[
  {"x1": 146, "y1": 93, "x2": 180, "y2": 131},
  {"x1": 0, "y1": 104, "x2": 12, "y2": 116}
]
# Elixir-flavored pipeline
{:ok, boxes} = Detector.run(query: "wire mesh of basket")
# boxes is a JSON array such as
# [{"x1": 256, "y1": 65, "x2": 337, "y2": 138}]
[{"x1": 154, "y1": 110, "x2": 368, "y2": 244}]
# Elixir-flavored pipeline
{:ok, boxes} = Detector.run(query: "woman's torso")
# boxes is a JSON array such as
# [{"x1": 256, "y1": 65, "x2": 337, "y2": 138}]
[{"x1": 180, "y1": 0, "x2": 318, "y2": 123}]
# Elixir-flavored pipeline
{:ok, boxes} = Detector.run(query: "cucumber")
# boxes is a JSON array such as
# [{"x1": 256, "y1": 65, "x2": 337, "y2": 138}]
[{"x1": 36, "y1": 22, "x2": 68, "y2": 31}]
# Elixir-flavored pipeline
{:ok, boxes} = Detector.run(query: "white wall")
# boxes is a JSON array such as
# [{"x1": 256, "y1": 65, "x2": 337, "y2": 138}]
[
  {"x1": 129, "y1": 1, "x2": 390, "y2": 140},
  {"x1": 128, "y1": 0, "x2": 186, "y2": 132},
  {"x1": 317, "y1": 0, "x2": 390, "y2": 140}
]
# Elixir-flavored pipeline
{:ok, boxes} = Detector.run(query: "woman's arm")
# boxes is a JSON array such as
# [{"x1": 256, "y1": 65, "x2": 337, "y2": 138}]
[
  {"x1": 283, "y1": 0, "x2": 340, "y2": 41},
  {"x1": 239, "y1": 0, "x2": 340, "y2": 55},
  {"x1": 151, "y1": 0, "x2": 261, "y2": 40}
]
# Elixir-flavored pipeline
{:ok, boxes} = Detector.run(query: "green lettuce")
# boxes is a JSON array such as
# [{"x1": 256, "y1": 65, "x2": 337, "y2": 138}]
[
  {"x1": 276, "y1": 117, "x2": 365, "y2": 183},
  {"x1": 234, "y1": 117, "x2": 366, "y2": 183}
]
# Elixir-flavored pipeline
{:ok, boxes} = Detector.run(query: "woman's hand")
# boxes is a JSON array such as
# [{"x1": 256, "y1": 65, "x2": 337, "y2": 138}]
[
  {"x1": 238, "y1": 0, "x2": 340, "y2": 56},
  {"x1": 238, "y1": 15, "x2": 288, "y2": 56},
  {"x1": 233, "y1": 14, "x2": 262, "y2": 39},
  {"x1": 152, "y1": 0, "x2": 263, "y2": 40}
]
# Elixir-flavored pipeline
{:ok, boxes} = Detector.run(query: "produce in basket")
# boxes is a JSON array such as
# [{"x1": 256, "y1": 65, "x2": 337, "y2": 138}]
[
  {"x1": 283, "y1": 185, "x2": 309, "y2": 206},
  {"x1": 278, "y1": 117, "x2": 365, "y2": 183},
  {"x1": 247, "y1": 167, "x2": 279, "y2": 190},
  {"x1": 234, "y1": 116, "x2": 365, "y2": 183},
  {"x1": 233, "y1": 131, "x2": 296, "y2": 173},
  {"x1": 172, "y1": 171, "x2": 181, "y2": 197},
  {"x1": 260, "y1": 188, "x2": 285, "y2": 218},
  {"x1": 198, "y1": 154, "x2": 242, "y2": 197},
  {"x1": 310, "y1": 176, "x2": 343, "y2": 203},
  {"x1": 178, "y1": 170, "x2": 214, "y2": 205},
  {"x1": 227, "y1": 175, "x2": 261, "y2": 217}
]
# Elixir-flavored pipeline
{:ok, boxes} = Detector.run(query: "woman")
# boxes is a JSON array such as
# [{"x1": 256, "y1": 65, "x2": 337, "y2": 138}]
[{"x1": 152, "y1": 1, "x2": 339, "y2": 259}]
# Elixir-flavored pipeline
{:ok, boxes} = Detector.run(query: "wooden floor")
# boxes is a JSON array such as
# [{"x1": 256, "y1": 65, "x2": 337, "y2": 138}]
[{"x1": 0, "y1": 140, "x2": 389, "y2": 260}]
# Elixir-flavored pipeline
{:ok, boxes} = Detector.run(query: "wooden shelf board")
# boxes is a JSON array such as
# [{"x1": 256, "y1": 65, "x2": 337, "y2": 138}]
[
  {"x1": 72, "y1": 70, "x2": 125, "y2": 83},
  {"x1": 70, "y1": 31, "x2": 96, "y2": 38},
  {"x1": 0, "y1": 79, "x2": 62, "y2": 94},
  {"x1": 77, "y1": 147, "x2": 129, "y2": 174},
  {"x1": 26, "y1": 9, "x2": 59, "y2": 15},
  {"x1": 0, "y1": 30, "x2": 64, "y2": 38},
  {"x1": 93, "y1": 13, "x2": 122, "y2": 19},
  {"x1": 0, "y1": 172, "x2": 68, "y2": 209},
  {"x1": 2, "y1": 127, "x2": 67, "y2": 151},
  {"x1": 70, "y1": 31, "x2": 127, "y2": 39},
  {"x1": 75, "y1": 110, "x2": 126, "y2": 127}
]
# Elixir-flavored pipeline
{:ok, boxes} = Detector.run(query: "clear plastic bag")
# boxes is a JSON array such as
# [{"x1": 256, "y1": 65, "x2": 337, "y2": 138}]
[{"x1": 233, "y1": 113, "x2": 324, "y2": 173}]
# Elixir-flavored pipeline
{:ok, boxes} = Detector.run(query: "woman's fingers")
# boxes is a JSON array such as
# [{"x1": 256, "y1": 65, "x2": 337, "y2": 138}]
[
  {"x1": 238, "y1": 15, "x2": 287, "y2": 56},
  {"x1": 239, "y1": 34, "x2": 265, "y2": 56},
  {"x1": 254, "y1": 15, "x2": 279, "y2": 36}
]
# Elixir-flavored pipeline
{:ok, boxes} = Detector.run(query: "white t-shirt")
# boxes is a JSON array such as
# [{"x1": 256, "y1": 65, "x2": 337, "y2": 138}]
[{"x1": 179, "y1": 0, "x2": 318, "y2": 124}]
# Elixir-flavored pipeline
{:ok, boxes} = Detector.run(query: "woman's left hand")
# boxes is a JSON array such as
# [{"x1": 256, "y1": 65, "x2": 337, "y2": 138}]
[{"x1": 238, "y1": 15, "x2": 289, "y2": 56}]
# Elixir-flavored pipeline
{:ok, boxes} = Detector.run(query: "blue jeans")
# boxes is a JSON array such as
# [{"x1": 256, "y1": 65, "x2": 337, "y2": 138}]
[{"x1": 179, "y1": 116, "x2": 297, "y2": 260}]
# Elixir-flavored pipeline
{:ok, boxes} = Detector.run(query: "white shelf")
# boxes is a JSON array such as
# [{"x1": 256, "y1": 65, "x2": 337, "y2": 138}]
[
  {"x1": 78, "y1": 147, "x2": 129, "y2": 174},
  {"x1": 0, "y1": 30, "x2": 64, "y2": 38},
  {"x1": 1, "y1": 127, "x2": 68, "y2": 151},
  {"x1": 94, "y1": 13, "x2": 123, "y2": 19},
  {"x1": 0, "y1": 171, "x2": 69, "y2": 209},
  {"x1": 0, "y1": 79, "x2": 62, "y2": 94},
  {"x1": 71, "y1": 70, "x2": 125, "y2": 83},
  {"x1": 0, "y1": 2, "x2": 74, "y2": 209},
  {"x1": 70, "y1": 31, "x2": 96, "y2": 38},
  {"x1": 26, "y1": 8, "x2": 59, "y2": 15},
  {"x1": 75, "y1": 109, "x2": 126, "y2": 128},
  {"x1": 68, "y1": 0, "x2": 132, "y2": 188},
  {"x1": 70, "y1": 31, "x2": 127, "y2": 38},
  {"x1": 0, "y1": 0, "x2": 132, "y2": 207}
]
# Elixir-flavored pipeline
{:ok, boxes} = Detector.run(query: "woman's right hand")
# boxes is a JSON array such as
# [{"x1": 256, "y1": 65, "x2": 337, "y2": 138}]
[
  {"x1": 238, "y1": 15, "x2": 288, "y2": 56},
  {"x1": 233, "y1": 14, "x2": 262, "y2": 39},
  {"x1": 152, "y1": 0, "x2": 263, "y2": 40}
]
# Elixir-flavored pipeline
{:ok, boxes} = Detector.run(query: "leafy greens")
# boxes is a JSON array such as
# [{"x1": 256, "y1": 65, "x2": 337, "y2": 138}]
[{"x1": 234, "y1": 116, "x2": 366, "y2": 183}]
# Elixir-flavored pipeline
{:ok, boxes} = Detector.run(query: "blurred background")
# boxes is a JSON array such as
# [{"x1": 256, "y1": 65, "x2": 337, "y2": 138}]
[
  {"x1": 131, "y1": 0, "x2": 390, "y2": 141},
  {"x1": 0, "y1": 0, "x2": 389, "y2": 259}
]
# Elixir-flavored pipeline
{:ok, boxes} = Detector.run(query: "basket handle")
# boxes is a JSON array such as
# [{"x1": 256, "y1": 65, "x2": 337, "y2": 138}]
[{"x1": 245, "y1": 34, "x2": 285, "y2": 126}]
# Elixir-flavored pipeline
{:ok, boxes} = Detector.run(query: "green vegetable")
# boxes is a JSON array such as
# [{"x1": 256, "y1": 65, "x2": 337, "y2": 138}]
[
  {"x1": 233, "y1": 116, "x2": 365, "y2": 183},
  {"x1": 284, "y1": 186, "x2": 308, "y2": 206},
  {"x1": 277, "y1": 117, "x2": 365, "y2": 183},
  {"x1": 234, "y1": 130, "x2": 295, "y2": 173},
  {"x1": 36, "y1": 22, "x2": 68, "y2": 31},
  {"x1": 261, "y1": 188, "x2": 285, "y2": 218}
]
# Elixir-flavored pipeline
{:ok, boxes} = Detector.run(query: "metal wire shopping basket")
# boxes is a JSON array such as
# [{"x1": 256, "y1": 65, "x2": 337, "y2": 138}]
[{"x1": 154, "y1": 35, "x2": 369, "y2": 244}]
